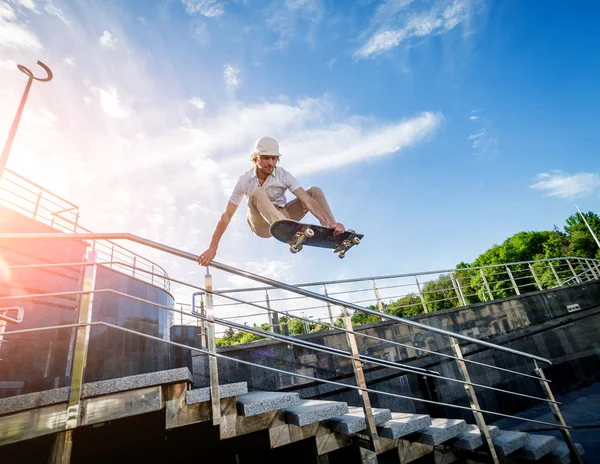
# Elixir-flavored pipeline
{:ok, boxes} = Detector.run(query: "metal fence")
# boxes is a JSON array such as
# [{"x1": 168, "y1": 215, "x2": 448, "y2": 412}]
[
  {"x1": 0, "y1": 169, "x2": 170, "y2": 291},
  {"x1": 211, "y1": 257, "x2": 600, "y2": 332},
  {"x1": 0, "y1": 232, "x2": 588, "y2": 464}
]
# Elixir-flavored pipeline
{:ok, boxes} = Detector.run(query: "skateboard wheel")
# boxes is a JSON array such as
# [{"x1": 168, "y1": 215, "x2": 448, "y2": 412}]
[
  {"x1": 352, "y1": 236, "x2": 361, "y2": 245},
  {"x1": 305, "y1": 227, "x2": 315, "y2": 238},
  {"x1": 338, "y1": 251, "x2": 345, "y2": 259},
  {"x1": 290, "y1": 244, "x2": 303, "y2": 253}
]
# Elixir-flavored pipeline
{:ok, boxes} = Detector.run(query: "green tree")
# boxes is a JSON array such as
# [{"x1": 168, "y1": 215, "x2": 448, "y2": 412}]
[
  {"x1": 386, "y1": 293, "x2": 423, "y2": 317},
  {"x1": 422, "y1": 274, "x2": 460, "y2": 311}
]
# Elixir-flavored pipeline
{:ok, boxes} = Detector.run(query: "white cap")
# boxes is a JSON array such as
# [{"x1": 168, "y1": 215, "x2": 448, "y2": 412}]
[{"x1": 252, "y1": 136, "x2": 281, "y2": 157}]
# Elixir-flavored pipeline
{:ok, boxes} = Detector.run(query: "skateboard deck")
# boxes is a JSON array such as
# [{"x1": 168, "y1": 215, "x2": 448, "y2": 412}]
[{"x1": 270, "y1": 219, "x2": 364, "y2": 259}]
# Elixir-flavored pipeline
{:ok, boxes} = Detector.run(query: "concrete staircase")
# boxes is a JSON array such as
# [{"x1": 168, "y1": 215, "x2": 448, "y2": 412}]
[
  {"x1": 183, "y1": 379, "x2": 585, "y2": 463},
  {"x1": 0, "y1": 369, "x2": 585, "y2": 463}
]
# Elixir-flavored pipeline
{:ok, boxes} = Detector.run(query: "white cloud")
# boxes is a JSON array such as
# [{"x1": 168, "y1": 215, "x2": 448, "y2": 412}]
[
  {"x1": 224, "y1": 65, "x2": 241, "y2": 87},
  {"x1": 530, "y1": 171, "x2": 600, "y2": 199},
  {"x1": 469, "y1": 115, "x2": 478, "y2": 121},
  {"x1": 44, "y1": 1, "x2": 70, "y2": 25},
  {"x1": 181, "y1": 0, "x2": 224, "y2": 17},
  {"x1": 88, "y1": 84, "x2": 132, "y2": 118},
  {"x1": 355, "y1": 0, "x2": 476, "y2": 60},
  {"x1": 0, "y1": 2, "x2": 43, "y2": 50},
  {"x1": 13, "y1": 0, "x2": 38, "y2": 12},
  {"x1": 63, "y1": 56, "x2": 76, "y2": 66},
  {"x1": 0, "y1": 58, "x2": 17, "y2": 70},
  {"x1": 99, "y1": 30, "x2": 116, "y2": 49},
  {"x1": 189, "y1": 97, "x2": 206, "y2": 110},
  {"x1": 265, "y1": 0, "x2": 324, "y2": 49}
]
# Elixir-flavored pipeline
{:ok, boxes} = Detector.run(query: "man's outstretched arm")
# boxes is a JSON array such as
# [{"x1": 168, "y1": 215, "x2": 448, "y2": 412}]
[
  {"x1": 198, "y1": 201, "x2": 239, "y2": 266},
  {"x1": 292, "y1": 187, "x2": 345, "y2": 235}
]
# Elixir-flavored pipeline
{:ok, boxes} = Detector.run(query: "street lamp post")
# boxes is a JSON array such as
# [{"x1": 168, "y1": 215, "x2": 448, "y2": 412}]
[{"x1": 0, "y1": 61, "x2": 53, "y2": 177}]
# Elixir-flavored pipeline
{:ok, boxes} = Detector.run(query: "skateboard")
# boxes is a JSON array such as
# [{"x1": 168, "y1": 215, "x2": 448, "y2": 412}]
[{"x1": 270, "y1": 219, "x2": 364, "y2": 259}]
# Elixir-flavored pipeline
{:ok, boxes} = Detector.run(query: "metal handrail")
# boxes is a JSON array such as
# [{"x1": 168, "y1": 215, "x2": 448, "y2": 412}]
[
  {"x1": 1, "y1": 258, "x2": 551, "y2": 384},
  {"x1": 0, "y1": 232, "x2": 552, "y2": 364},
  {"x1": 0, "y1": 321, "x2": 570, "y2": 430}
]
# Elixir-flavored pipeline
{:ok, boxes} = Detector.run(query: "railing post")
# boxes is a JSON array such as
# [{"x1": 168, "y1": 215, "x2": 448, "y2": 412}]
[
  {"x1": 33, "y1": 191, "x2": 42, "y2": 219},
  {"x1": 132, "y1": 256, "x2": 137, "y2": 278},
  {"x1": 265, "y1": 290, "x2": 279, "y2": 334},
  {"x1": 451, "y1": 339, "x2": 500, "y2": 464},
  {"x1": 342, "y1": 308, "x2": 381, "y2": 458},
  {"x1": 450, "y1": 273, "x2": 465, "y2": 306},
  {"x1": 65, "y1": 250, "x2": 97, "y2": 429},
  {"x1": 480, "y1": 269, "x2": 494, "y2": 300},
  {"x1": 454, "y1": 272, "x2": 468, "y2": 306},
  {"x1": 528, "y1": 263, "x2": 543, "y2": 291},
  {"x1": 372, "y1": 280, "x2": 383, "y2": 311},
  {"x1": 566, "y1": 259, "x2": 582, "y2": 284},
  {"x1": 533, "y1": 361, "x2": 584, "y2": 464},
  {"x1": 576, "y1": 259, "x2": 589, "y2": 281},
  {"x1": 109, "y1": 245, "x2": 114, "y2": 269},
  {"x1": 205, "y1": 268, "x2": 221, "y2": 426},
  {"x1": 414, "y1": 276, "x2": 428, "y2": 313},
  {"x1": 586, "y1": 260, "x2": 599, "y2": 279},
  {"x1": 323, "y1": 285, "x2": 335, "y2": 326},
  {"x1": 50, "y1": 249, "x2": 97, "y2": 463},
  {"x1": 506, "y1": 266, "x2": 520, "y2": 295},
  {"x1": 200, "y1": 297, "x2": 207, "y2": 349},
  {"x1": 548, "y1": 261, "x2": 561, "y2": 285},
  {"x1": 151, "y1": 264, "x2": 155, "y2": 285}
]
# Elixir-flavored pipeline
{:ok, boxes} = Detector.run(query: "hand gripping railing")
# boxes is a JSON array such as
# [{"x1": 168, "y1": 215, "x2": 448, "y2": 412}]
[{"x1": 0, "y1": 232, "x2": 584, "y2": 464}]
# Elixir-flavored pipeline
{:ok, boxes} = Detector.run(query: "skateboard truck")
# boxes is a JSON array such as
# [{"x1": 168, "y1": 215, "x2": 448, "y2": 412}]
[
  {"x1": 333, "y1": 230, "x2": 361, "y2": 259},
  {"x1": 289, "y1": 226, "x2": 315, "y2": 253}
]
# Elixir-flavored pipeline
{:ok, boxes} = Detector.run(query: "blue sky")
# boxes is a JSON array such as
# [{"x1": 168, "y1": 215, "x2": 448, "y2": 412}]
[{"x1": 1, "y1": 0, "x2": 599, "y2": 323}]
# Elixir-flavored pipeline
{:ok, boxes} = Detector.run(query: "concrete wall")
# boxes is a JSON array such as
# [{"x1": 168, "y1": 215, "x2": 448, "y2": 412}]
[{"x1": 194, "y1": 279, "x2": 600, "y2": 423}]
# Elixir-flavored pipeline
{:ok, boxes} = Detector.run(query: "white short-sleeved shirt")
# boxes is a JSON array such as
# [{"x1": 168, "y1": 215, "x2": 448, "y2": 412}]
[{"x1": 229, "y1": 167, "x2": 301, "y2": 207}]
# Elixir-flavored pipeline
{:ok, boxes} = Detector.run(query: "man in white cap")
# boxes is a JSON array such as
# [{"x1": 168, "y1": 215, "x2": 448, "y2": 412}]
[{"x1": 198, "y1": 136, "x2": 344, "y2": 265}]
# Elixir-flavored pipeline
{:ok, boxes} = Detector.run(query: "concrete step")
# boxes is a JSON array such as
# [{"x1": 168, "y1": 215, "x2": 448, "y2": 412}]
[
  {"x1": 540, "y1": 442, "x2": 585, "y2": 464},
  {"x1": 284, "y1": 400, "x2": 348, "y2": 427},
  {"x1": 377, "y1": 412, "x2": 431, "y2": 440},
  {"x1": 236, "y1": 391, "x2": 301, "y2": 417},
  {"x1": 492, "y1": 430, "x2": 530, "y2": 457},
  {"x1": 516, "y1": 434, "x2": 558, "y2": 460},
  {"x1": 449, "y1": 424, "x2": 500, "y2": 450},
  {"x1": 411, "y1": 418, "x2": 468, "y2": 446},
  {"x1": 328, "y1": 406, "x2": 392, "y2": 434},
  {"x1": 186, "y1": 382, "x2": 248, "y2": 405}
]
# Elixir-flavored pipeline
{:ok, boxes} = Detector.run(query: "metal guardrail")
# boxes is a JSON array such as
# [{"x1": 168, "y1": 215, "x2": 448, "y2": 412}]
[
  {"x1": 0, "y1": 169, "x2": 170, "y2": 291},
  {"x1": 212, "y1": 257, "x2": 600, "y2": 329},
  {"x1": 0, "y1": 232, "x2": 588, "y2": 464}
]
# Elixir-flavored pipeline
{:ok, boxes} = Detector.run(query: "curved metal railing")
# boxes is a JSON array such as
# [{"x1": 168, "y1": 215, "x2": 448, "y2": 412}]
[{"x1": 0, "y1": 169, "x2": 170, "y2": 291}]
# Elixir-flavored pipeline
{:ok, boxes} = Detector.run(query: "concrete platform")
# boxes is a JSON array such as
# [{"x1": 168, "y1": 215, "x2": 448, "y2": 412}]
[
  {"x1": 236, "y1": 391, "x2": 301, "y2": 417},
  {"x1": 450, "y1": 424, "x2": 500, "y2": 450},
  {"x1": 493, "y1": 430, "x2": 530, "y2": 457},
  {"x1": 412, "y1": 418, "x2": 468, "y2": 446},
  {"x1": 328, "y1": 407, "x2": 392, "y2": 434},
  {"x1": 377, "y1": 412, "x2": 432, "y2": 440},
  {"x1": 284, "y1": 400, "x2": 348, "y2": 427},
  {"x1": 0, "y1": 367, "x2": 193, "y2": 416},
  {"x1": 186, "y1": 382, "x2": 248, "y2": 405}
]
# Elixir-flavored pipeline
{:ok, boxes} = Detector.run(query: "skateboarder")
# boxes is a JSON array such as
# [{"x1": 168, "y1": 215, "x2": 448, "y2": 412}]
[{"x1": 198, "y1": 136, "x2": 345, "y2": 266}]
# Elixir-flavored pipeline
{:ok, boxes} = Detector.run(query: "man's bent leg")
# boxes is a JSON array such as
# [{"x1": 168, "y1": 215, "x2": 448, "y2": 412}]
[
  {"x1": 285, "y1": 186, "x2": 335, "y2": 225},
  {"x1": 247, "y1": 187, "x2": 287, "y2": 238}
]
